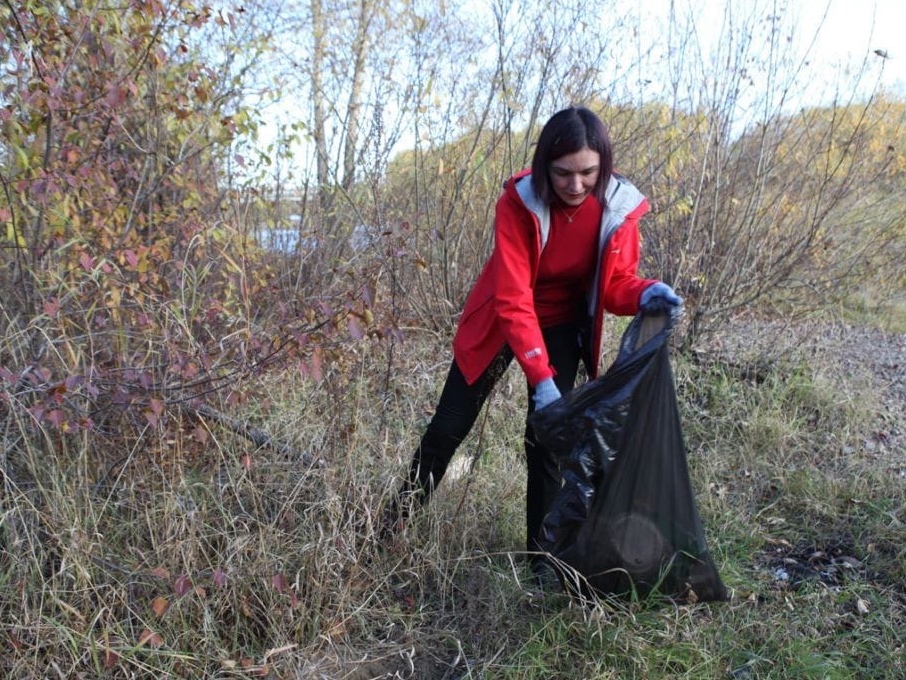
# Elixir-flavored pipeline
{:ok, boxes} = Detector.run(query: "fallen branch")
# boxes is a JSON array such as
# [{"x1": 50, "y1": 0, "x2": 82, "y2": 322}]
[{"x1": 186, "y1": 402, "x2": 324, "y2": 468}]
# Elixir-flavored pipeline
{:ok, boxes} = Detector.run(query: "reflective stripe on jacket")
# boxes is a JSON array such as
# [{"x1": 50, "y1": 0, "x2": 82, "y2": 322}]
[{"x1": 452, "y1": 170, "x2": 656, "y2": 386}]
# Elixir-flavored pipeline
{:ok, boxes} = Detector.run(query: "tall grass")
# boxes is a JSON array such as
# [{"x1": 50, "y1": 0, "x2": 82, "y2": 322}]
[{"x1": 2, "y1": 320, "x2": 904, "y2": 678}]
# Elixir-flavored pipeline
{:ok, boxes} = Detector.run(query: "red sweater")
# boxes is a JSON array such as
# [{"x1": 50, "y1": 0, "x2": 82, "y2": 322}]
[
  {"x1": 452, "y1": 170, "x2": 655, "y2": 386},
  {"x1": 534, "y1": 197, "x2": 601, "y2": 327}
]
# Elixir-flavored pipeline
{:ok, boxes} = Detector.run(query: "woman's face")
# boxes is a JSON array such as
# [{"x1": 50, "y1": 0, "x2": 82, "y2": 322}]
[{"x1": 549, "y1": 147, "x2": 601, "y2": 206}]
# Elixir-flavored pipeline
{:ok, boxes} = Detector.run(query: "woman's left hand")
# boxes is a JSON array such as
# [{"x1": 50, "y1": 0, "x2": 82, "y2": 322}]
[{"x1": 640, "y1": 282, "x2": 683, "y2": 312}]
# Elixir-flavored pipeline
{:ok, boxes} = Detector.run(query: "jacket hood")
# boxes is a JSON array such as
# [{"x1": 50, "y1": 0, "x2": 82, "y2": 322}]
[{"x1": 510, "y1": 171, "x2": 646, "y2": 252}]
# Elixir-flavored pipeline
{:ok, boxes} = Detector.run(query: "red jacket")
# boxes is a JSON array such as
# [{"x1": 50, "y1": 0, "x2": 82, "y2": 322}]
[{"x1": 452, "y1": 170, "x2": 655, "y2": 386}]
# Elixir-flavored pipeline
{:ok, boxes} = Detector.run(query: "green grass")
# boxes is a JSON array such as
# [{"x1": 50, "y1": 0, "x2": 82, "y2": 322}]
[
  {"x1": 839, "y1": 290, "x2": 906, "y2": 334},
  {"x1": 2, "y1": 324, "x2": 904, "y2": 678}
]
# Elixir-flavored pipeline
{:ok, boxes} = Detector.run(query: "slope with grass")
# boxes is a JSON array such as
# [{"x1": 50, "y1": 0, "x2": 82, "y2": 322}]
[{"x1": 1, "y1": 312, "x2": 904, "y2": 678}]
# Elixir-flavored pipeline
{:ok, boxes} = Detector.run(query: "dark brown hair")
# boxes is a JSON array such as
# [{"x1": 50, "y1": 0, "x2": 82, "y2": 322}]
[{"x1": 530, "y1": 106, "x2": 613, "y2": 208}]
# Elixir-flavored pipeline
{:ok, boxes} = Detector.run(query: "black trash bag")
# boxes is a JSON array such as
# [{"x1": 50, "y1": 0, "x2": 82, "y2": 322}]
[{"x1": 530, "y1": 310, "x2": 727, "y2": 602}]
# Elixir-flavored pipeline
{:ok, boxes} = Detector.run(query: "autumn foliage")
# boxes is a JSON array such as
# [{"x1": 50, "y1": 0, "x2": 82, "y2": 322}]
[{"x1": 0, "y1": 1, "x2": 374, "y2": 458}]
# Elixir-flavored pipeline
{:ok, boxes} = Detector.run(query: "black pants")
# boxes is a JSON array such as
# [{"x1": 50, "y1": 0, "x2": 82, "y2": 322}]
[{"x1": 394, "y1": 321, "x2": 584, "y2": 555}]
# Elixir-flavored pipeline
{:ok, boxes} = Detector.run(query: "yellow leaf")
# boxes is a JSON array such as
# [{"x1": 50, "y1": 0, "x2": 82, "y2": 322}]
[
  {"x1": 6, "y1": 221, "x2": 25, "y2": 247},
  {"x1": 106, "y1": 287, "x2": 122, "y2": 308},
  {"x1": 151, "y1": 596, "x2": 170, "y2": 617},
  {"x1": 15, "y1": 146, "x2": 30, "y2": 171}
]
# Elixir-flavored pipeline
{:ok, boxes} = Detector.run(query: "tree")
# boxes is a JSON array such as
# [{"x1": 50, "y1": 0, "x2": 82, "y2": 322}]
[
  {"x1": 0, "y1": 0, "x2": 322, "y2": 453},
  {"x1": 603, "y1": 1, "x2": 906, "y2": 345}
]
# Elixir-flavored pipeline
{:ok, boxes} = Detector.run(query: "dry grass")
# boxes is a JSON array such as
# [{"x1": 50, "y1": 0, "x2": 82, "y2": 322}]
[{"x1": 2, "y1": 318, "x2": 904, "y2": 678}]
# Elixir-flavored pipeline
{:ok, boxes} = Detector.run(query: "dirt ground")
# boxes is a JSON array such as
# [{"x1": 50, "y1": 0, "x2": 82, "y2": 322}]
[{"x1": 698, "y1": 314, "x2": 905, "y2": 469}]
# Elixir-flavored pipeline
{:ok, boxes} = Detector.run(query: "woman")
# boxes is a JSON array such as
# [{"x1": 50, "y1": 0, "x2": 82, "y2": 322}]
[{"x1": 387, "y1": 106, "x2": 681, "y2": 565}]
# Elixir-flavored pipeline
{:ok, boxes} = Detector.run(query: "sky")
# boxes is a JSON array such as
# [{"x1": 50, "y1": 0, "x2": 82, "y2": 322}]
[
  {"x1": 798, "y1": 0, "x2": 904, "y2": 83},
  {"x1": 251, "y1": 0, "x2": 906, "y2": 182},
  {"x1": 633, "y1": 0, "x2": 906, "y2": 97}
]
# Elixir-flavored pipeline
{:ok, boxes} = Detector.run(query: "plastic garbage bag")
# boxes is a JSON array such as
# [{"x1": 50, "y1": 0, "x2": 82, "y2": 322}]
[{"x1": 530, "y1": 310, "x2": 727, "y2": 602}]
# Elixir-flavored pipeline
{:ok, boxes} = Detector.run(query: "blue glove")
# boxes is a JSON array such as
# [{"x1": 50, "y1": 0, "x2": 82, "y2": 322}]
[
  {"x1": 533, "y1": 377, "x2": 562, "y2": 411},
  {"x1": 640, "y1": 282, "x2": 683, "y2": 313}
]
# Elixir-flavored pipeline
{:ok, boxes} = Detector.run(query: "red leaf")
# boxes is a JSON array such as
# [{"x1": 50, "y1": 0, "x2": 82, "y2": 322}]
[
  {"x1": 213, "y1": 569, "x2": 227, "y2": 587},
  {"x1": 102, "y1": 648, "x2": 119, "y2": 669},
  {"x1": 43, "y1": 297, "x2": 61, "y2": 318},
  {"x1": 8, "y1": 631, "x2": 23, "y2": 651},
  {"x1": 310, "y1": 349, "x2": 324, "y2": 382},
  {"x1": 46, "y1": 410, "x2": 65, "y2": 428},
  {"x1": 173, "y1": 574, "x2": 191, "y2": 597},
  {"x1": 361, "y1": 281, "x2": 376, "y2": 306},
  {"x1": 79, "y1": 251, "x2": 94, "y2": 272},
  {"x1": 149, "y1": 398, "x2": 164, "y2": 416},
  {"x1": 192, "y1": 425, "x2": 208, "y2": 444},
  {"x1": 106, "y1": 83, "x2": 126, "y2": 108},
  {"x1": 150, "y1": 566, "x2": 170, "y2": 580},
  {"x1": 348, "y1": 316, "x2": 365, "y2": 341},
  {"x1": 137, "y1": 629, "x2": 164, "y2": 648},
  {"x1": 272, "y1": 573, "x2": 287, "y2": 593},
  {"x1": 64, "y1": 375, "x2": 85, "y2": 391}
]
